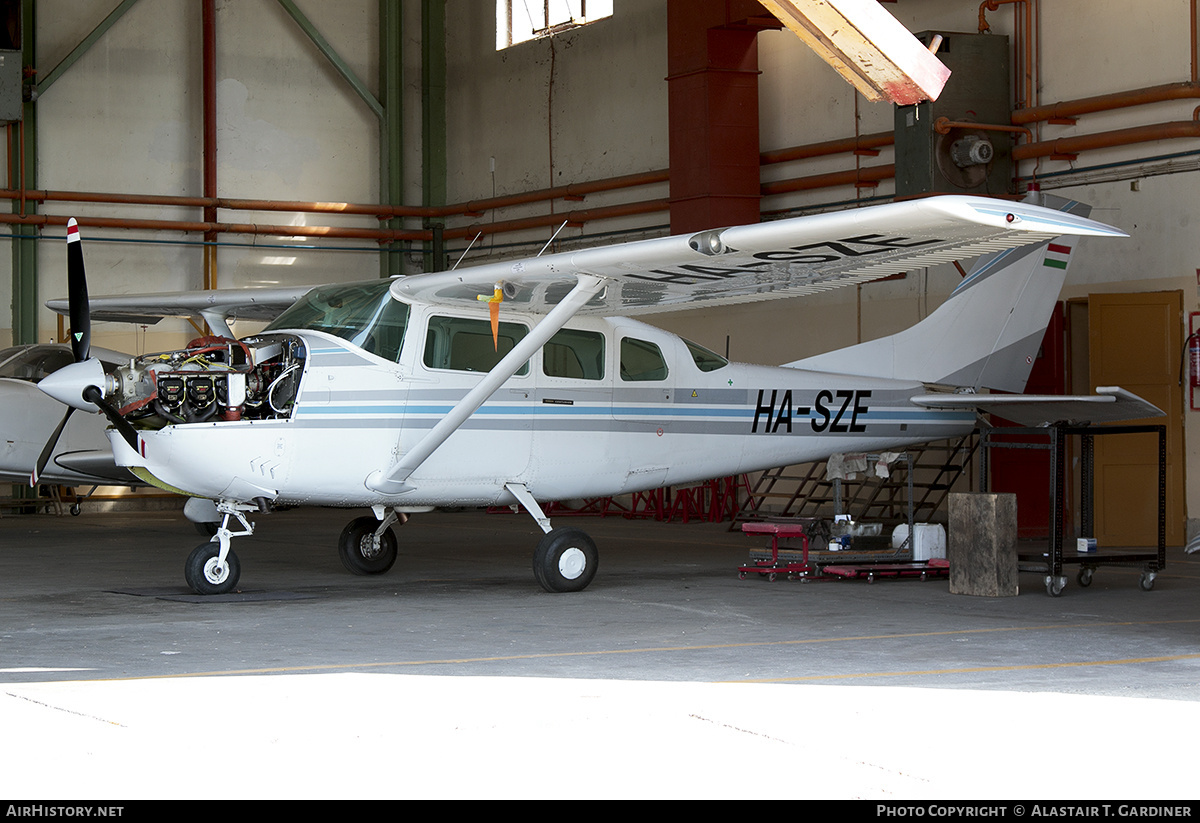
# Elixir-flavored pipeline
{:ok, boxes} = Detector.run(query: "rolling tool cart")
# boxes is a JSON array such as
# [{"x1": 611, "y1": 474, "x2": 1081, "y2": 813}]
[
  {"x1": 738, "y1": 520, "x2": 813, "y2": 580},
  {"x1": 980, "y1": 423, "x2": 1166, "y2": 596}
]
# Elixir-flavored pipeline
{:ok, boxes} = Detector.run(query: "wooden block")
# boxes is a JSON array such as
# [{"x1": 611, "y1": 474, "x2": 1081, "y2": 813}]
[
  {"x1": 759, "y1": 0, "x2": 952, "y2": 104},
  {"x1": 948, "y1": 493, "x2": 1019, "y2": 597}
]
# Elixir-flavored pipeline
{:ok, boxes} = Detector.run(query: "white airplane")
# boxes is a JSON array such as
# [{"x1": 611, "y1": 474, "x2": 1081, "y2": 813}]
[
  {"x1": 0, "y1": 342, "x2": 135, "y2": 489},
  {"x1": 33, "y1": 194, "x2": 1159, "y2": 595}
]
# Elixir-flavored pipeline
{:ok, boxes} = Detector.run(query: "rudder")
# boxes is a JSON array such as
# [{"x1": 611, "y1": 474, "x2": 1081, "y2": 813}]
[{"x1": 787, "y1": 194, "x2": 1089, "y2": 392}]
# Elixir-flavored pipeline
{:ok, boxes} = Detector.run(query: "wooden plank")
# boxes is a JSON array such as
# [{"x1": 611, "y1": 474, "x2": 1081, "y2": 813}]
[{"x1": 759, "y1": 0, "x2": 951, "y2": 104}]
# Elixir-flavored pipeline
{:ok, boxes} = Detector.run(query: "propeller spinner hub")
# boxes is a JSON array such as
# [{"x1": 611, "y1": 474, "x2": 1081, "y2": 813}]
[{"x1": 37, "y1": 357, "x2": 109, "y2": 411}]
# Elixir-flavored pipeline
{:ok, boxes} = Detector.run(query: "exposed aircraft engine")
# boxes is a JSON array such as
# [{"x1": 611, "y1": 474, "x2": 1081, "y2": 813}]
[{"x1": 110, "y1": 334, "x2": 306, "y2": 427}]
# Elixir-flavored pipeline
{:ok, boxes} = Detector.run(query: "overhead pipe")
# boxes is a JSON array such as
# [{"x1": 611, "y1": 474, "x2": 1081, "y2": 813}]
[
  {"x1": 760, "y1": 131, "x2": 893, "y2": 165},
  {"x1": 0, "y1": 211, "x2": 431, "y2": 243},
  {"x1": 1013, "y1": 120, "x2": 1200, "y2": 162},
  {"x1": 0, "y1": 123, "x2": 879, "y2": 229},
  {"x1": 934, "y1": 117, "x2": 1032, "y2": 142},
  {"x1": 1012, "y1": 82, "x2": 1200, "y2": 126},
  {"x1": 761, "y1": 164, "x2": 895, "y2": 196},
  {"x1": 425, "y1": 168, "x2": 670, "y2": 218},
  {"x1": 440, "y1": 198, "x2": 671, "y2": 241}
]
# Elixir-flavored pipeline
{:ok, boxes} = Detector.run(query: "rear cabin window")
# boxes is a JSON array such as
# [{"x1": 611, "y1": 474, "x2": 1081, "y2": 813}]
[
  {"x1": 543, "y1": 328, "x2": 605, "y2": 380},
  {"x1": 619, "y1": 337, "x2": 668, "y2": 382},
  {"x1": 423, "y1": 315, "x2": 529, "y2": 374}
]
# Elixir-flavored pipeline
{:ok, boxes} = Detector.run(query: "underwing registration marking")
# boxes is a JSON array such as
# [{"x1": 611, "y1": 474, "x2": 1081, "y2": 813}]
[{"x1": 629, "y1": 235, "x2": 943, "y2": 285}]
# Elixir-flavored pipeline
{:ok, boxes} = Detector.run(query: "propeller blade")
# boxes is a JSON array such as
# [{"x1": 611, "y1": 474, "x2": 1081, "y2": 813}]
[
  {"x1": 83, "y1": 385, "x2": 139, "y2": 452},
  {"x1": 66, "y1": 218, "x2": 90, "y2": 363},
  {"x1": 30, "y1": 407, "x2": 75, "y2": 487},
  {"x1": 30, "y1": 220, "x2": 139, "y2": 482}
]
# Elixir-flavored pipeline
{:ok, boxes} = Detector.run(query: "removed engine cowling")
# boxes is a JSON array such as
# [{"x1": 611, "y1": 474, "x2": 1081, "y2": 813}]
[{"x1": 110, "y1": 334, "x2": 305, "y2": 427}]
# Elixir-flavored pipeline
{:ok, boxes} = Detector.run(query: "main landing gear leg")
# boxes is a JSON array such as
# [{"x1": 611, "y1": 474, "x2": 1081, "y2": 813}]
[
  {"x1": 506, "y1": 483, "x2": 598, "y2": 593},
  {"x1": 184, "y1": 501, "x2": 254, "y2": 595}
]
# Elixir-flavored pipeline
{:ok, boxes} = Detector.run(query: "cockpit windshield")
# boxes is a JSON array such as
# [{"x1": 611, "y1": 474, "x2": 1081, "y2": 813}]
[{"x1": 265, "y1": 279, "x2": 410, "y2": 361}]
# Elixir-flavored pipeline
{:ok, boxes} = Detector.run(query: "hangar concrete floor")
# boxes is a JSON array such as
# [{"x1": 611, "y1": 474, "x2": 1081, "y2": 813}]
[{"x1": 1, "y1": 506, "x2": 1198, "y2": 799}]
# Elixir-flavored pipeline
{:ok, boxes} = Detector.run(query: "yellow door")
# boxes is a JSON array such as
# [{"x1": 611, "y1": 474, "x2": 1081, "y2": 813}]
[{"x1": 1088, "y1": 291, "x2": 1183, "y2": 546}]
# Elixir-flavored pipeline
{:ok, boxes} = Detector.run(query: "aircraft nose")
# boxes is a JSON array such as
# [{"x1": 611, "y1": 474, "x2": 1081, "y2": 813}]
[{"x1": 37, "y1": 358, "x2": 107, "y2": 411}]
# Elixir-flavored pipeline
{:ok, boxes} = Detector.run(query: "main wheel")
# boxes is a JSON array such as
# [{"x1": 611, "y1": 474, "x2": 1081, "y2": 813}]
[
  {"x1": 533, "y1": 527, "x2": 598, "y2": 593},
  {"x1": 184, "y1": 543, "x2": 241, "y2": 595},
  {"x1": 338, "y1": 516, "x2": 398, "y2": 575}
]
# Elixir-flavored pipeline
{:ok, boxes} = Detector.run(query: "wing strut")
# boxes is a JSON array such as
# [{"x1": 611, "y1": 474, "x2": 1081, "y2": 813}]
[{"x1": 365, "y1": 273, "x2": 607, "y2": 495}]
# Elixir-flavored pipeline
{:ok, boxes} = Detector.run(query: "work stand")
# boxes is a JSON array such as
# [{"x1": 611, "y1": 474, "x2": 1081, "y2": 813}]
[{"x1": 978, "y1": 424, "x2": 1166, "y2": 596}]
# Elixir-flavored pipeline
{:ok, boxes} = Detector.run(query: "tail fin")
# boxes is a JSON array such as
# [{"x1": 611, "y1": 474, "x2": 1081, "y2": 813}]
[{"x1": 787, "y1": 194, "x2": 1090, "y2": 392}]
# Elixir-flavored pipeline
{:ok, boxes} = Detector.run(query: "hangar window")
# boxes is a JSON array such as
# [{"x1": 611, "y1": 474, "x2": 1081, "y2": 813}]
[{"x1": 497, "y1": 0, "x2": 613, "y2": 49}]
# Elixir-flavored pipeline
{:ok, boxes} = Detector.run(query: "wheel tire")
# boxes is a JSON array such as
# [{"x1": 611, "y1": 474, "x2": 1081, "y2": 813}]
[
  {"x1": 1077, "y1": 568, "x2": 1093, "y2": 587},
  {"x1": 338, "y1": 516, "x2": 398, "y2": 575},
  {"x1": 533, "y1": 527, "x2": 598, "y2": 593},
  {"x1": 184, "y1": 543, "x2": 241, "y2": 595}
]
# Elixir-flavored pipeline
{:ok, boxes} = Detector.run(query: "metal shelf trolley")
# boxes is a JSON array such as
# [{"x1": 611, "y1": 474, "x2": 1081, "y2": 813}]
[{"x1": 979, "y1": 423, "x2": 1166, "y2": 596}]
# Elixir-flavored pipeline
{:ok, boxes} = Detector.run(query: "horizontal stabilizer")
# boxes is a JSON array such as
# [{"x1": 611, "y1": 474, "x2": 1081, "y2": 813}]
[{"x1": 910, "y1": 386, "x2": 1164, "y2": 427}]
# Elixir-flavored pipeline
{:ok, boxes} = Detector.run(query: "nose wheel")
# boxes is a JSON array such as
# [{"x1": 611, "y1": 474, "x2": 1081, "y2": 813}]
[
  {"x1": 185, "y1": 543, "x2": 241, "y2": 595},
  {"x1": 183, "y1": 502, "x2": 254, "y2": 595}
]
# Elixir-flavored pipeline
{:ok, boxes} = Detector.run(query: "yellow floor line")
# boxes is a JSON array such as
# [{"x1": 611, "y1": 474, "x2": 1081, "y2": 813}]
[{"x1": 38, "y1": 616, "x2": 1200, "y2": 684}]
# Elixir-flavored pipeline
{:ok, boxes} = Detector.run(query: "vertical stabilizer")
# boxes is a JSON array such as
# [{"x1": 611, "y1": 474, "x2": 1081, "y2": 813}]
[{"x1": 787, "y1": 194, "x2": 1090, "y2": 392}]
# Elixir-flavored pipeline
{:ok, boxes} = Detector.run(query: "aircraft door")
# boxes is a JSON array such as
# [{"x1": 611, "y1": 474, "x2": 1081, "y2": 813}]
[
  {"x1": 531, "y1": 325, "x2": 618, "y2": 496},
  {"x1": 406, "y1": 313, "x2": 534, "y2": 487},
  {"x1": 612, "y1": 332, "x2": 676, "y2": 492}
]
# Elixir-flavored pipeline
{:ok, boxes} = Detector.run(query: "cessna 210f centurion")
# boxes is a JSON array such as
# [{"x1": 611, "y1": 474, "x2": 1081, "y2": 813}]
[{"x1": 34, "y1": 195, "x2": 1157, "y2": 595}]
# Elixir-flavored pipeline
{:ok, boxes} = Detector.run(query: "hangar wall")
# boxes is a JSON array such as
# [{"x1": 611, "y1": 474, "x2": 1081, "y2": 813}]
[{"x1": 2, "y1": 0, "x2": 1198, "y2": 528}]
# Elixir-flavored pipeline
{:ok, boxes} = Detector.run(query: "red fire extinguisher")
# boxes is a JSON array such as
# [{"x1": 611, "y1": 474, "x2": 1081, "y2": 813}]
[{"x1": 1191, "y1": 333, "x2": 1200, "y2": 388}]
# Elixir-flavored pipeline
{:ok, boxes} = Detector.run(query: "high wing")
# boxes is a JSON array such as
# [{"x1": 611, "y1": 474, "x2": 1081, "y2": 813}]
[
  {"x1": 46, "y1": 196, "x2": 1124, "y2": 326},
  {"x1": 911, "y1": 387, "x2": 1164, "y2": 426},
  {"x1": 390, "y1": 195, "x2": 1126, "y2": 316}
]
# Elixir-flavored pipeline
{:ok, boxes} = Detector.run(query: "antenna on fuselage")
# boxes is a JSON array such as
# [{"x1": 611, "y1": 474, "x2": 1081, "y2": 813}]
[
  {"x1": 538, "y1": 220, "x2": 569, "y2": 257},
  {"x1": 450, "y1": 232, "x2": 483, "y2": 271}
]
